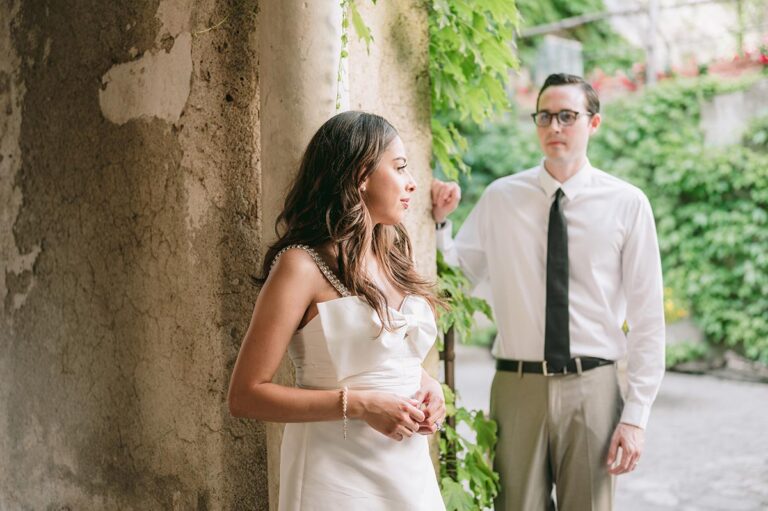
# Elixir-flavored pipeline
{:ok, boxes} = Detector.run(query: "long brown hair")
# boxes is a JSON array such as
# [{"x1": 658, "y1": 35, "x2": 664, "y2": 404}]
[{"x1": 261, "y1": 111, "x2": 439, "y2": 328}]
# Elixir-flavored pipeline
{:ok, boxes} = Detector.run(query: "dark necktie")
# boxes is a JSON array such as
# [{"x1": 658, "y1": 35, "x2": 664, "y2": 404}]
[{"x1": 545, "y1": 188, "x2": 570, "y2": 372}]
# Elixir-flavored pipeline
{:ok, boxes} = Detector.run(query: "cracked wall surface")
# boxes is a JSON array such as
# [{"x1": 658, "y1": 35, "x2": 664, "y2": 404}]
[
  {"x1": 0, "y1": 1, "x2": 38, "y2": 324},
  {"x1": 0, "y1": 0, "x2": 266, "y2": 508},
  {"x1": 2, "y1": 0, "x2": 433, "y2": 508}
]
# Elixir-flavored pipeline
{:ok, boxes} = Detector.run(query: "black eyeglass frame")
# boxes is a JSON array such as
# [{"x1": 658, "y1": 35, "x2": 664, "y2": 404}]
[{"x1": 530, "y1": 109, "x2": 594, "y2": 127}]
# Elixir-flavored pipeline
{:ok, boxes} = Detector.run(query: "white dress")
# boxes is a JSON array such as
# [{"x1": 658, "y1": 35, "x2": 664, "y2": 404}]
[{"x1": 276, "y1": 246, "x2": 446, "y2": 511}]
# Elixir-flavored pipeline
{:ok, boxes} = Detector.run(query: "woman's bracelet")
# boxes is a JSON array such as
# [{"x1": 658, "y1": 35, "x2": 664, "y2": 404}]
[{"x1": 341, "y1": 386, "x2": 349, "y2": 439}]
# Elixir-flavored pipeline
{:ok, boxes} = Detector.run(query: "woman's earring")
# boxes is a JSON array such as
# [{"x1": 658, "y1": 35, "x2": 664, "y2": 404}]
[{"x1": 360, "y1": 186, "x2": 366, "y2": 193}]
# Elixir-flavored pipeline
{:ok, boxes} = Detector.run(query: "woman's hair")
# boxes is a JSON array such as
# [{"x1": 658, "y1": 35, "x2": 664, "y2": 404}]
[{"x1": 261, "y1": 111, "x2": 439, "y2": 327}]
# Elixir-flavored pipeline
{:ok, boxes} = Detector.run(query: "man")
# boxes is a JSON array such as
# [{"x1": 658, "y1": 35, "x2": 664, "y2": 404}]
[{"x1": 432, "y1": 73, "x2": 665, "y2": 510}]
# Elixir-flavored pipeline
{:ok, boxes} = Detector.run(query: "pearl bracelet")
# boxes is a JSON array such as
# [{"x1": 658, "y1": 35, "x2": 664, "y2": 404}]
[{"x1": 341, "y1": 386, "x2": 349, "y2": 439}]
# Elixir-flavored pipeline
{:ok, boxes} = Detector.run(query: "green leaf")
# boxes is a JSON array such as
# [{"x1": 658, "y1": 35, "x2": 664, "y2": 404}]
[
  {"x1": 429, "y1": 0, "x2": 519, "y2": 178},
  {"x1": 441, "y1": 477, "x2": 475, "y2": 511},
  {"x1": 472, "y1": 410, "x2": 498, "y2": 450},
  {"x1": 348, "y1": 0, "x2": 374, "y2": 54}
]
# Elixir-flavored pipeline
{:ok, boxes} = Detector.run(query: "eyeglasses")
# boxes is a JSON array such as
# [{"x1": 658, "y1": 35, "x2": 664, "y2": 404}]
[{"x1": 531, "y1": 109, "x2": 592, "y2": 127}]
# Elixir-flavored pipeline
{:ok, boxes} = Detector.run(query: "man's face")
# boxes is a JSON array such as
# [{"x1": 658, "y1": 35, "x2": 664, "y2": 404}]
[{"x1": 535, "y1": 84, "x2": 601, "y2": 166}]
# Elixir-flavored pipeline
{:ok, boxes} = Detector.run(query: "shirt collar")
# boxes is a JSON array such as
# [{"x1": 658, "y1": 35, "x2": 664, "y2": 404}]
[{"x1": 537, "y1": 158, "x2": 594, "y2": 200}]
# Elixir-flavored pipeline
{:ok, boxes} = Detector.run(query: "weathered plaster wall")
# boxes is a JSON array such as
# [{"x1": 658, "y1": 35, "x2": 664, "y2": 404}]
[
  {"x1": 1, "y1": 0, "x2": 266, "y2": 508},
  {"x1": 257, "y1": 2, "x2": 344, "y2": 507},
  {"x1": 347, "y1": 0, "x2": 439, "y2": 466},
  {"x1": 2, "y1": 0, "x2": 434, "y2": 508}
]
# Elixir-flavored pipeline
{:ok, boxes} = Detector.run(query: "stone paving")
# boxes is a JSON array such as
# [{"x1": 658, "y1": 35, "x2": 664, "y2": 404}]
[{"x1": 451, "y1": 343, "x2": 768, "y2": 511}]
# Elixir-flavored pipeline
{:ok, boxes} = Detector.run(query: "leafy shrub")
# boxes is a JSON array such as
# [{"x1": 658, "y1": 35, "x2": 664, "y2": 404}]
[
  {"x1": 591, "y1": 77, "x2": 768, "y2": 363},
  {"x1": 654, "y1": 146, "x2": 768, "y2": 362},
  {"x1": 665, "y1": 341, "x2": 709, "y2": 368},
  {"x1": 439, "y1": 385, "x2": 499, "y2": 511},
  {"x1": 743, "y1": 115, "x2": 768, "y2": 153}
]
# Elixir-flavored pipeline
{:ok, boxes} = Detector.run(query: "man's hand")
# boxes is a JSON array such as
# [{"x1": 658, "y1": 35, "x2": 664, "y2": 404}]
[
  {"x1": 431, "y1": 179, "x2": 461, "y2": 223},
  {"x1": 606, "y1": 422, "x2": 645, "y2": 475}
]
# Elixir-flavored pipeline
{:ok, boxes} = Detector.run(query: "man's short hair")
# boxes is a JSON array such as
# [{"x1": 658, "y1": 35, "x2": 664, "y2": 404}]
[{"x1": 536, "y1": 73, "x2": 600, "y2": 114}]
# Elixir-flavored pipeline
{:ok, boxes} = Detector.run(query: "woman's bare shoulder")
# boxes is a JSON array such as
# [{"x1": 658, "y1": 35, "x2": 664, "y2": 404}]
[
  {"x1": 268, "y1": 247, "x2": 325, "y2": 284},
  {"x1": 265, "y1": 245, "x2": 344, "y2": 306}
]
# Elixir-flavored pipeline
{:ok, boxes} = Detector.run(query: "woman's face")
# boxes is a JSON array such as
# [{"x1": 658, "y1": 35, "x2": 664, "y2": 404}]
[{"x1": 360, "y1": 136, "x2": 416, "y2": 225}]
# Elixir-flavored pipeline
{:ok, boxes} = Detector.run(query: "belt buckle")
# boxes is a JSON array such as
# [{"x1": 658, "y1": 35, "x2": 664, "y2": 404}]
[{"x1": 543, "y1": 360, "x2": 569, "y2": 376}]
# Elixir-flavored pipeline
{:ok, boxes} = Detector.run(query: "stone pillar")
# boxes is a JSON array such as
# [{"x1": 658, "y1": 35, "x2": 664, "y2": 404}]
[
  {"x1": 347, "y1": 0, "x2": 432, "y2": 276},
  {"x1": 346, "y1": 0, "x2": 437, "y2": 466},
  {"x1": 0, "y1": 0, "x2": 266, "y2": 508},
  {"x1": 257, "y1": 1, "x2": 343, "y2": 509}
]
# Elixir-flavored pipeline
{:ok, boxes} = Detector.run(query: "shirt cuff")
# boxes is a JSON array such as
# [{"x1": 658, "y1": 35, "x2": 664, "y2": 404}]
[
  {"x1": 435, "y1": 219, "x2": 453, "y2": 250},
  {"x1": 620, "y1": 400, "x2": 651, "y2": 429}
]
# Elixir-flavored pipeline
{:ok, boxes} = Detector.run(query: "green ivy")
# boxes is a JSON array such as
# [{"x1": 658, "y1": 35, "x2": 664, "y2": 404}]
[
  {"x1": 428, "y1": 0, "x2": 520, "y2": 180},
  {"x1": 743, "y1": 114, "x2": 768, "y2": 153},
  {"x1": 590, "y1": 77, "x2": 768, "y2": 363},
  {"x1": 338, "y1": 0, "x2": 377, "y2": 110},
  {"x1": 653, "y1": 145, "x2": 768, "y2": 363},
  {"x1": 348, "y1": 0, "x2": 375, "y2": 52},
  {"x1": 436, "y1": 251, "x2": 494, "y2": 345},
  {"x1": 435, "y1": 250, "x2": 497, "y2": 508},
  {"x1": 439, "y1": 385, "x2": 499, "y2": 511}
]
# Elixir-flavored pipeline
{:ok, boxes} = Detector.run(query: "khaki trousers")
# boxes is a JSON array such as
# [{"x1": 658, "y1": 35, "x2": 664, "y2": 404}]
[{"x1": 490, "y1": 364, "x2": 623, "y2": 511}]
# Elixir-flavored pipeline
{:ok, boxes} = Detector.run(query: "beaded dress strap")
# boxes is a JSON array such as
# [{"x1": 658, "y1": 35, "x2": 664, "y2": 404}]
[{"x1": 270, "y1": 244, "x2": 351, "y2": 297}]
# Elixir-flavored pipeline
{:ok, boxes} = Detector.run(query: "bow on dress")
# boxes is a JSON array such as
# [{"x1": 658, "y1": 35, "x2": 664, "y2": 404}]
[{"x1": 317, "y1": 295, "x2": 438, "y2": 382}]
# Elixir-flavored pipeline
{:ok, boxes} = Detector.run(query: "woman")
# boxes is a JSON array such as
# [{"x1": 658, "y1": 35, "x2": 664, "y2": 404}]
[{"x1": 228, "y1": 111, "x2": 447, "y2": 510}]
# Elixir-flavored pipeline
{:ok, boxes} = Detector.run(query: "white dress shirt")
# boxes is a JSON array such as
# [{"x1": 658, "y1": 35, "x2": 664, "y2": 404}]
[{"x1": 437, "y1": 160, "x2": 666, "y2": 428}]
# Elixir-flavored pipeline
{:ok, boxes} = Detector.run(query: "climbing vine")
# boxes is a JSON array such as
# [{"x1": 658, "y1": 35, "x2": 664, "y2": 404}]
[
  {"x1": 429, "y1": 0, "x2": 520, "y2": 180},
  {"x1": 436, "y1": 254, "x2": 498, "y2": 510},
  {"x1": 428, "y1": 2, "x2": 520, "y2": 505},
  {"x1": 337, "y1": 0, "x2": 376, "y2": 110}
]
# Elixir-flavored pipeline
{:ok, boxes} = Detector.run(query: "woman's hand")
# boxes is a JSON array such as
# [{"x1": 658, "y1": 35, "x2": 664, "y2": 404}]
[
  {"x1": 412, "y1": 374, "x2": 446, "y2": 435},
  {"x1": 350, "y1": 390, "x2": 426, "y2": 441}
]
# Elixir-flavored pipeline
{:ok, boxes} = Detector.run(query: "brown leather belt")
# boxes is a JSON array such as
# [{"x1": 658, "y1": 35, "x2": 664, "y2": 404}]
[{"x1": 496, "y1": 357, "x2": 613, "y2": 376}]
